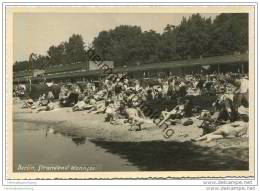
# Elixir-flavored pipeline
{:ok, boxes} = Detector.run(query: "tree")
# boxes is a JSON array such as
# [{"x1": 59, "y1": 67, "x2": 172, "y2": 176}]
[
  {"x1": 13, "y1": 13, "x2": 249, "y2": 72},
  {"x1": 47, "y1": 43, "x2": 67, "y2": 65},
  {"x1": 28, "y1": 53, "x2": 38, "y2": 71},
  {"x1": 93, "y1": 25, "x2": 142, "y2": 66},
  {"x1": 34, "y1": 55, "x2": 50, "y2": 69},
  {"x1": 209, "y1": 13, "x2": 248, "y2": 55},
  {"x1": 176, "y1": 14, "x2": 212, "y2": 58},
  {"x1": 13, "y1": 61, "x2": 28, "y2": 72},
  {"x1": 139, "y1": 30, "x2": 161, "y2": 63},
  {"x1": 92, "y1": 31, "x2": 113, "y2": 60},
  {"x1": 160, "y1": 25, "x2": 179, "y2": 61},
  {"x1": 65, "y1": 34, "x2": 86, "y2": 63}
]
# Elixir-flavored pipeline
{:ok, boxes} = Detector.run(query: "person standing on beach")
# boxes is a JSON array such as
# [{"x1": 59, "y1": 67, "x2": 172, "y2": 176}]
[{"x1": 233, "y1": 76, "x2": 249, "y2": 109}]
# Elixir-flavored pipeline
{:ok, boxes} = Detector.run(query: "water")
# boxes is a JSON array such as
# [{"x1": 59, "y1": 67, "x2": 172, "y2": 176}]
[
  {"x1": 13, "y1": 121, "x2": 139, "y2": 172},
  {"x1": 13, "y1": 121, "x2": 249, "y2": 172}
]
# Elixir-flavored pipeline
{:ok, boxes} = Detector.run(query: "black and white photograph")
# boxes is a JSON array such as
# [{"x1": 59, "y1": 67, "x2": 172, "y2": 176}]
[{"x1": 3, "y1": 4, "x2": 256, "y2": 182}]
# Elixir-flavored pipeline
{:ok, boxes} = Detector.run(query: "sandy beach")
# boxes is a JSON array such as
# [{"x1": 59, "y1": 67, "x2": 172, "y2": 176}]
[{"x1": 13, "y1": 98, "x2": 249, "y2": 169}]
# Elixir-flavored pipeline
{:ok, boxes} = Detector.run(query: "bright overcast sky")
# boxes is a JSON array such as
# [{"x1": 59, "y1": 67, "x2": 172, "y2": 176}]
[{"x1": 13, "y1": 13, "x2": 219, "y2": 62}]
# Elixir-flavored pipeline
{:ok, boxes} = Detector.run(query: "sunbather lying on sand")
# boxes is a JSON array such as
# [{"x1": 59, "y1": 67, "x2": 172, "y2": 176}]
[
  {"x1": 36, "y1": 101, "x2": 54, "y2": 113},
  {"x1": 72, "y1": 96, "x2": 97, "y2": 112},
  {"x1": 21, "y1": 98, "x2": 36, "y2": 109},
  {"x1": 87, "y1": 101, "x2": 106, "y2": 114},
  {"x1": 193, "y1": 115, "x2": 248, "y2": 142},
  {"x1": 72, "y1": 100, "x2": 88, "y2": 111}
]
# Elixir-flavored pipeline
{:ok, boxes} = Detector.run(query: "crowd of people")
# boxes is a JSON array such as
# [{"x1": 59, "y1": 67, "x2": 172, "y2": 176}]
[{"x1": 17, "y1": 72, "x2": 249, "y2": 141}]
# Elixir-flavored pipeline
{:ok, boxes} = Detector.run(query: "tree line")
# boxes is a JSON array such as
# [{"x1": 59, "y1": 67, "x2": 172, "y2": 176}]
[{"x1": 13, "y1": 13, "x2": 248, "y2": 72}]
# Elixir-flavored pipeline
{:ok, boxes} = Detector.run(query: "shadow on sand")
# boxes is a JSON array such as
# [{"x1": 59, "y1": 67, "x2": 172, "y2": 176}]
[
  {"x1": 90, "y1": 139, "x2": 249, "y2": 171},
  {"x1": 47, "y1": 126, "x2": 248, "y2": 171}
]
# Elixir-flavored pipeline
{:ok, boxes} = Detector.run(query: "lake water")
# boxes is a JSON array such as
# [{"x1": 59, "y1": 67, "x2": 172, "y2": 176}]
[{"x1": 13, "y1": 121, "x2": 139, "y2": 172}]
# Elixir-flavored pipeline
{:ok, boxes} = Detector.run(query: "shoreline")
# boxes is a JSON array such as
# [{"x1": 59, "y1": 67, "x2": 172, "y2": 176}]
[
  {"x1": 13, "y1": 99, "x2": 249, "y2": 167},
  {"x1": 13, "y1": 100, "x2": 249, "y2": 146}
]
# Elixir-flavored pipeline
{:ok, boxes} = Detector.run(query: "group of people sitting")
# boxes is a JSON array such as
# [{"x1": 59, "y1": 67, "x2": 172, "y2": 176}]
[
  {"x1": 21, "y1": 91, "x2": 55, "y2": 113},
  {"x1": 20, "y1": 72, "x2": 250, "y2": 141}
]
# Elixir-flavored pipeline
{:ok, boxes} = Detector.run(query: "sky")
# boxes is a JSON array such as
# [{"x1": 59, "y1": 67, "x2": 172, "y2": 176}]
[{"x1": 13, "y1": 13, "x2": 219, "y2": 62}]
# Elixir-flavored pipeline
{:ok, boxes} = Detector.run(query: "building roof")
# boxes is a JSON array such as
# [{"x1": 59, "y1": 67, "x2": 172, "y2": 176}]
[
  {"x1": 45, "y1": 62, "x2": 87, "y2": 74},
  {"x1": 13, "y1": 54, "x2": 248, "y2": 82}
]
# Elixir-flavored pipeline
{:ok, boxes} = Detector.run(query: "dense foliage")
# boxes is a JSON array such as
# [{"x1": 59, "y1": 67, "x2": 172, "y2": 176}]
[{"x1": 13, "y1": 13, "x2": 248, "y2": 71}]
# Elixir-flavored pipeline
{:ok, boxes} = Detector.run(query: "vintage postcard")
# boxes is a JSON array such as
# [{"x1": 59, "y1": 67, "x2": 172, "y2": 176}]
[{"x1": 3, "y1": 4, "x2": 256, "y2": 180}]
